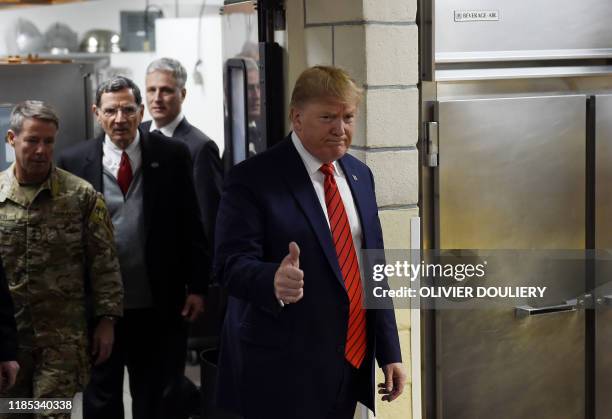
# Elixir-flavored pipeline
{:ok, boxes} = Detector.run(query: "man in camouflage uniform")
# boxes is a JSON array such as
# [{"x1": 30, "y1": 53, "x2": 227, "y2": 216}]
[{"x1": 0, "y1": 101, "x2": 123, "y2": 419}]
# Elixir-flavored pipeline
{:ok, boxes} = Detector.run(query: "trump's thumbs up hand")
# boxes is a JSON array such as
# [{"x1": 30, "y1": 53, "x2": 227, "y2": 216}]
[{"x1": 274, "y1": 242, "x2": 304, "y2": 305}]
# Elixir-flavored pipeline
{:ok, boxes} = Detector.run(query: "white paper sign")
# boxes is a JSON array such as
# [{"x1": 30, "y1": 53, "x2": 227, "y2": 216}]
[{"x1": 454, "y1": 10, "x2": 500, "y2": 22}]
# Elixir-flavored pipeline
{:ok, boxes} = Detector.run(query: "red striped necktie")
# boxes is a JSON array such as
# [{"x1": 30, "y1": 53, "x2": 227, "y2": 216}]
[
  {"x1": 117, "y1": 151, "x2": 133, "y2": 196},
  {"x1": 320, "y1": 163, "x2": 367, "y2": 369}
]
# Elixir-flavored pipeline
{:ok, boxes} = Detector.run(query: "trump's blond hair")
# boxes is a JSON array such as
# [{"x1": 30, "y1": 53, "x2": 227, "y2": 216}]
[{"x1": 290, "y1": 66, "x2": 363, "y2": 111}]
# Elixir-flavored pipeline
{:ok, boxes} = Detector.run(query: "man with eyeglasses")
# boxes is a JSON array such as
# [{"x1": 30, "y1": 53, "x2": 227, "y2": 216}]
[{"x1": 57, "y1": 76, "x2": 210, "y2": 419}]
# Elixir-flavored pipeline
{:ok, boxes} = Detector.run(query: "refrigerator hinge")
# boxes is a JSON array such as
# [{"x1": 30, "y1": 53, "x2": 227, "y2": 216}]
[{"x1": 425, "y1": 121, "x2": 439, "y2": 167}]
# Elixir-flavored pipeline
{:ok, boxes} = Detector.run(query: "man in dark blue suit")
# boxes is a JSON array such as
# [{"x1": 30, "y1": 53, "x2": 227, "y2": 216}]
[
  {"x1": 141, "y1": 57, "x2": 222, "y2": 251},
  {"x1": 215, "y1": 66, "x2": 406, "y2": 419}
]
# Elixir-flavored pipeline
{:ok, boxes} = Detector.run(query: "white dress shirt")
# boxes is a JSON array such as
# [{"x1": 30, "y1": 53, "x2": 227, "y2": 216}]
[
  {"x1": 148, "y1": 112, "x2": 184, "y2": 137},
  {"x1": 102, "y1": 131, "x2": 142, "y2": 179},
  {"x1": 291, "y1": 131, "x2": 363, "y2": 253}
]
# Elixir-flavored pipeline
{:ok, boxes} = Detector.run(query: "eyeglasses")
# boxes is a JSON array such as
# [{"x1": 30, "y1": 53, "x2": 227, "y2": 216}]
[{"x1": 100, "y1": 105, "x2": 140, "y2": 118}]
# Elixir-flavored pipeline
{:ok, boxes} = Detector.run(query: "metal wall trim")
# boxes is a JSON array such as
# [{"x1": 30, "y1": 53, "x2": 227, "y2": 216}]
[
  {"x1": 437, "y1": 49, "x2": 612, "y2": 64},
  {"x1": 436, "y1": 65, "x2": 612, "y2": 82}
]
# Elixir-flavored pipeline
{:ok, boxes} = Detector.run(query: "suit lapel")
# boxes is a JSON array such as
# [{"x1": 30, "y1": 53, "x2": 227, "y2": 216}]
[
  {"x1": 84, "y1": 135, "x2": 104, "y2": 192},
  {"x1": 140, "y1": 120, "x2": 152, "y2": 132},
  {"x1": 279, "y1": 139, "x2": 345, "y2": 287},
  {"x1": 140, "y1": 129, "x2": 160, "y2": 235},
  {"x1": 141, "y1": 118, "x2": 190, "y2": 137},
  {"x1": 338, "y1": 157, "x2": 370, "y2": 248},
  {"x1": 173, "y1": 117, "x2": 191, "y2": 137}
]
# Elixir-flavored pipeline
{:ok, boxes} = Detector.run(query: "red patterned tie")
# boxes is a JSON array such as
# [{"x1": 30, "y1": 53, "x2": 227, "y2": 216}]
[
  {"x1": 117, "y1": 151, "x2": 133, "y2": 196},
  {"x1": 320, "y1": 163, "x2": 367, "y2": 369}
]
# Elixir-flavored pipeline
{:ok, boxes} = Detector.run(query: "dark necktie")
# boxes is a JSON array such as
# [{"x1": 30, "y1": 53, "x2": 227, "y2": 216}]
[
  {"x1": 320, "y1": 163, "x2": 367, "y2": 369},
  {"x1": 117, "y1": 151, "x2": 133, "y2": 196}
]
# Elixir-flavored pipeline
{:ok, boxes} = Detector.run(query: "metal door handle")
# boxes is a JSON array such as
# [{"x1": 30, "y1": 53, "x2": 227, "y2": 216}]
[
  {"x1": 515, "y1": 299, "x2": 578, "y2": 319},
  {"x1": 596, "y1": 295, "x2": 612, "y2": 306}
]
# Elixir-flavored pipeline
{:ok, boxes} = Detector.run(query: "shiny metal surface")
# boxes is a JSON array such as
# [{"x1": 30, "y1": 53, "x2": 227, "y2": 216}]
[
  {"x1": 436, "y1": 65, "x2": 612, "y2": 82},
  {"x1": 419, "y1": 0, "x2": 435, "y2": 81},
  {"x1": 79, "y1": 29, "x2": 120, "y2": 53},
  {"x1": 435, "y1": 94, "x2": 586, "y2": 418},
  {"x1": 0, "y1": 63, "x2": 93, "y2": 169},
  {"x1": 595, "y1": 95, "x2": 612, "y2": 249},
  {"x1": 422, "y1": 4, "x2": 612, "y2": 417},
  {"x1": 436, "y1": 252, "x2": 586, "y2": 419},
  {"x1": 435, "y1": 0, "x2": 612, "y2": 62},
  {"x1": 595, "y1": 303, "x2": 612, "y2": 419},
  {"x1": 515, "y1": 299, "x2": 578, "y2": 319},
  {"x1": 436, "y1": 77, "x2": 612, "y2": 101},
  {"x1": 595, "y1": 95, "x2": 612, "y2": 419},
  {"x1": 425, "y1": 122, "x2": 439, "y2": 167},
  {"x1": 437, "y1": 95, "x2": 586, "y2": 249},
  {"x1": 438, "y1": 49, "x2": 612, "y2": 64},
  {"x1": 420, "y1": 81, "x2": 438, "y2": 252},
  {"x1": 419, "y1": 81, "x2": 438, "y2": 418},
  {"x1": 437, "y1": 308, "x2": 584, "y2": 419}
]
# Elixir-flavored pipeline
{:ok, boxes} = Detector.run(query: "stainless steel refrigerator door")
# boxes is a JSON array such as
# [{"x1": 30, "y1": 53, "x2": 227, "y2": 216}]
[
  {"x1": 594, "y1": 94, "x2": 612, "y2": 419},
  {"x1": 435, "y1": 95, "x2": 586, "y2": 419},
  {"x1": 435, "y1": 0, "x2": 612, "y2": 63}
]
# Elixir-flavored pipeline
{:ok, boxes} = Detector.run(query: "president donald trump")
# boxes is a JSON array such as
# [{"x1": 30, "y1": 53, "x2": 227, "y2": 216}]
[{"x1": 215, "y1": 66, "x2": 406, "y2": 418}]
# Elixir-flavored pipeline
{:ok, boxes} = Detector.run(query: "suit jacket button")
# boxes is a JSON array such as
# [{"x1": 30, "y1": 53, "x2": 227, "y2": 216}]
[{"x1": 337, "y1": 344, "x2": 345, "y2": 354}]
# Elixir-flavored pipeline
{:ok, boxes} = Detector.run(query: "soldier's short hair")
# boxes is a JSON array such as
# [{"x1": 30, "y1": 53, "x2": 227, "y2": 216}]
[
  {"x1": 9, "y1": 100, "x2": 59, "y2": 134},
  {"x1": 146, "y1": 57, "x2": 187, "y2": 89},
  {"x1": 290, "y1": 66, "x2": 363, "y2": 110},
  {"x1": 95, "y1": 76, "x2": 142, "y2": 107}
]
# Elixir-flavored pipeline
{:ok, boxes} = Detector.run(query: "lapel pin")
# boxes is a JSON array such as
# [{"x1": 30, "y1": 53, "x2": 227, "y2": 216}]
[
  {"x1": 352, "y1": 174, "x2": 358, "y2": 181},
  {"x1": 151, "y1": 162, "x2": 159, "y2": 168}
]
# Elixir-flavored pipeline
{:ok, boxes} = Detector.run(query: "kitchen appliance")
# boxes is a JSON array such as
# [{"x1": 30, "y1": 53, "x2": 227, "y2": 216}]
[
  {"x1": 79, "y1": 29, "x2": 120, "y2": 53},
  {"x1": 419, "y1": 1, "x2": 612, "y2": 418},
  {"x1": 5, "y1": 18, "x2": 44, "y2": 54},
  {"x1": 44, "y1": 22, "x2": 78, "y2": 54},
  {"x1": 0, "y1": 58, "x2": 94, "y2": 170}
]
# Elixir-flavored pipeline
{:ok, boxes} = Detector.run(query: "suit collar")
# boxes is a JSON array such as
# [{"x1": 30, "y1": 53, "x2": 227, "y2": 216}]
[
  {"x1": 85, "y1": 129, "x2": 159, "y2": 235},
  {"x1": 81, "y1": 134, "x2": 104, "y2": 192},
  {"x1": 141, "y1": 120, "x2": 152, "y2": 132},
  {"x1": 290, "y1": 131, "x2": 342, "y2": 177},
  {"x1": 102, "y1": 130, "x2": 142, "y2": 175},
  {"x1": 337, "y1": 156, "x2": 371, "y2": 248},
  {"x1": 87, "y1": 133, "x2": 105, "y2": 162},
  {"x1": 0, "y1": 164, "x2": 61, "y2": 206},
  {"x1": 172, "y1": 117, "x2": 191, "y2": 137},
  {"x1": 143, "y1": 118, "x2": 191, "y2": 139},
  {"x1": 148, "y1": 113, "x2": 185, "y2": 137}
]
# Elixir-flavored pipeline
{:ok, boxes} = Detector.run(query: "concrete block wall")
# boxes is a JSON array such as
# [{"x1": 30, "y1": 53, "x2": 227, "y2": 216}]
[{"x1": 286, "y1": 1, "x2": 420, "y2": 418}]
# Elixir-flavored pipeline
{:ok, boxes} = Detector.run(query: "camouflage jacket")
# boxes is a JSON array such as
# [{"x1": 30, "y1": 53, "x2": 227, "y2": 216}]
[{"x1": 0, "y1": 165, "x2": 123, "y2": 351}]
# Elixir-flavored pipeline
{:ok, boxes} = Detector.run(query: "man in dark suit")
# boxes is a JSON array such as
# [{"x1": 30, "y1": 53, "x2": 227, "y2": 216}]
[
  {"x1": 57, "y1": 76, "x2": 209, "y2": 419},
  {"x1": 215, "y1": 66, "x2": 406, "y2": 419},
  {"x1": 0, "y1": 256, "x2": 18, "y2": 392},
  {"x1": 142, "y1": 57, "x2": 222, "y2": 250}
]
